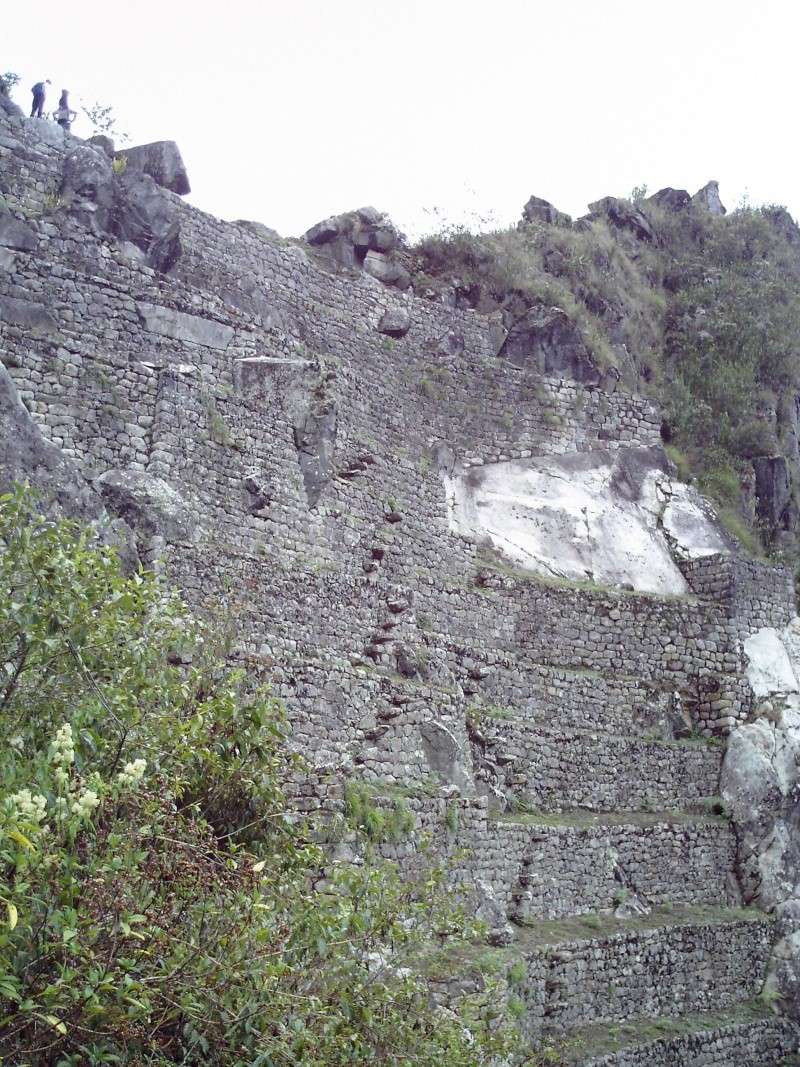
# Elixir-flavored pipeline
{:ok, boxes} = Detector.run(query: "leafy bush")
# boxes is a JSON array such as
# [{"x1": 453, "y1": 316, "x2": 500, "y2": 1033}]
[{"x1": 0, "y1": 488, "x2": 523, "y2": 1066}]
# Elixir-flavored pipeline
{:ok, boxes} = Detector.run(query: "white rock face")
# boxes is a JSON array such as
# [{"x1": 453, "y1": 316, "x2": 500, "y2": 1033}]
[
  {"x1": 723, "y1": 622, "x2": 800, "y2": 1017},
  {"x1": 443, "y1": 448, "x2": 728, "y2": 594},
  {"x1": 744, "y1": 628, "x2": 800, "y2": 699}
]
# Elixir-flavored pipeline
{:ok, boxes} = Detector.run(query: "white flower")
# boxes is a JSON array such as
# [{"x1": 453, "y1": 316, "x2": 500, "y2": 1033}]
[
  {"x1": 116, "y1": 758, "x2": 146, "y2": 788},
  {"x1": 9, "y1": 736, "x2": 24, "y2": 752},
  {"x1": 49, "y1": 723, "x2": 75, "y2": 767},
  {"x1": 8, "y1": 788, "x2": 48, "y2": 826},
  {"x1": 70, "y1": 789, "x2": 100, "y2": 821}
]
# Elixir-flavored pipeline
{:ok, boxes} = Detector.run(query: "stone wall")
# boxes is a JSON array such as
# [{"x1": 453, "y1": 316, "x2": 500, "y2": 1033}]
[
  {"x1": 582, "y1": 1017, "x2": 798, "y2": 1066},
  {"x1": 4, "y1": 109, "x2": 800, "y2": 1064}
]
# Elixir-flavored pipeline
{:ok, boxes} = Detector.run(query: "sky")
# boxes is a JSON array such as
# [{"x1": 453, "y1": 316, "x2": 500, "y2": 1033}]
[{"x1": 5, "y1": 0, "x2": 800, "y2": 240}]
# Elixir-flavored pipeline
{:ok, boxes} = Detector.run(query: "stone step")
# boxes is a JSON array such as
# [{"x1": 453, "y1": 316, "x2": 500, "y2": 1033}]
[
  {"x1": 427, "y1": 907, "x2": 774, "y2": 1036},
  {"x1": 464, "y1": 660, "x2": 686, "y2": 739},
  {"x1": 373, "y1": 797, "x2": 736, "y2": 923},
  {"x1": 559, "y1": 1002, "x2": 798, "y2": 1066},
  {"x1": 473, "y1": 719, "x2": 721, "y2": 812},
  {"x1": 495, "y1": 810, "x2": 737, "y2": 921}
]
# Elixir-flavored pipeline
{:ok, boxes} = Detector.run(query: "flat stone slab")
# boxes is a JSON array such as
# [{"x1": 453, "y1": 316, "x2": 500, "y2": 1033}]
[
  {"x1": 137, "y1": 303, "x2": 234, "y2": 349},
  {"x1": 0, "y1": 295, "x2": 59, "y2": 335}
]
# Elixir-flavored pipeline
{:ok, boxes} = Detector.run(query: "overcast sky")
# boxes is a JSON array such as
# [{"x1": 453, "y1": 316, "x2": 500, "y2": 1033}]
[{"x1": 5, "y1": 0, "x2": 799, "y2": 239}]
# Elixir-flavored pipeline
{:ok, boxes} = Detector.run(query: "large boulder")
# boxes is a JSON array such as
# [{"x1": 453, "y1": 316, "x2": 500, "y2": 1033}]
[
  {"x1": 59, "y1": 146, "x2": 182, "y2": 272},
  {"x1": 120, "y1": 140, "x2": 191, "y2": 196},
  {"x1": 94, "y1": 469, "x2": 195, "y2": 543},
  {"x1": 114, "y1": 171, "x2": 182, "y2": 272},
  {"x1": 520, "y1": 194, "x2": 571, "y2": 227},
  {"x1": 646, "y1": 187, "x2": 691, "y2": 212},
  {"x1": 692, "y1": 180, "x2": 726, "y2": 216},
  {"x1": 498, "y1": 304, "x2": 599, "y2": 382},
  {"x1": 587, "y1": 196, "x2": 656, "y2": 242},
  {"x1": 60, "y1": 143, "x2": 117, "y2": 233},
  {"x1": 303, "y1": 206, "x2": 409, "y2": 287}
]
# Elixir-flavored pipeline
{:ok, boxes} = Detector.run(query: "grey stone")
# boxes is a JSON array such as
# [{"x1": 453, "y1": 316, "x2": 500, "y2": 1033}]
[
  {"x1": 0, "y1": 295, "x2": 59, "y2": 337},
  {"x1": 0, "y1": 361, "x2": 137, "y2": 567},
  {"x1": 419, "y1": 719, "x2": 474, "y2": 795},
  {"x1": 94, "y1": 469, "x2": 195, "y2": 541},
  {"x1": 235, "y1": 219, "x2": 281, "y2": 242},
  {"x1": 114, "y1": 171, "x2": 182, "y2": 272},
  {"x1": 60, "y1": 143, "x2": 116, "y2": 233},
  {"x1": 753, "y1": 456, "x2": 792, "y2": 535},
  {"x1": 121, "y1": 140, "x2": 191, "y2": 195},
  {"x1": 646, "y1": 187, "x2": 691, "y2": 212},
  {"x1": 136, "y1": 303, "x2": 234, "y2": 349},
  {"x1": 588, "y1": 196, "x2": 656, "y2": 243},
  {"x1": 498, "y1": 304, "x2": 599, "y2": 382},
  {"x1": 692, "y1": 180, "x2": 727, "y2": 216},
  {"x1": 0, "y1": 211, "x2": 36, "y2": 251},
  {"x1": 87, "y1": 134, "x2": 115, "y2": 157},
  {"x1": 304, "y1": 217, "x2": 340, "y2": 245},
  {"x1": 378, "y1": 307, "x2": 410, "y2": 337},
  {"x1": 293, "y1": 408, "x2": 337, "y2": 508},
  {"x1": 521, "y1": 194, "x2": 571, "y2": 227}
]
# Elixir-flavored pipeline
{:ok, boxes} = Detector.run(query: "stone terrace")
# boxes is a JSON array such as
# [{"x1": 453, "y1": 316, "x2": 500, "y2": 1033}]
[{"x1": 1, "y1": 108, "x2": 798, "y2": 1063}]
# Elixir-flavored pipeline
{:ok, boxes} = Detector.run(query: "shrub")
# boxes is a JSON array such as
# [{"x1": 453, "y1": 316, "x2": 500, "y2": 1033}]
[{"x1": 0, "y1": 487, "x2": 521, "y2": 1065}]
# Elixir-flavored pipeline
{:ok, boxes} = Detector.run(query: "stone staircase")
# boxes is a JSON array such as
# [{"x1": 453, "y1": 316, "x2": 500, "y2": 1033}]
[{"x1": 358, "y1": 576, "x2": 800, "y2": 1064}]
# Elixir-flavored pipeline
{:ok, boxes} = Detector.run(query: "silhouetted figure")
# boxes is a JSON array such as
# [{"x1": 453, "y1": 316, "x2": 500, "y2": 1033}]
[
  {"x1": 53, "y1": 90, "x2": 76, "y2": 131},
  {"x1": 30, "y1": 80, "x2": 50, "y2": 118}
]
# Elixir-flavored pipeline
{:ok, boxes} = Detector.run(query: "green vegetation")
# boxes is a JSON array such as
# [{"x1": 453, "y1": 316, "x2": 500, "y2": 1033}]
[
  {"x1": 0, "y1": 488, "x2": 525, "y2": 1065},
  {"x1": 413, "y1": 199, "x2": 800, "y2": 562}
]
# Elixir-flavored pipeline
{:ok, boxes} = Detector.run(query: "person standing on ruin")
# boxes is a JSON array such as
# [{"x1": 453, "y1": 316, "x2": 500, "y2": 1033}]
[
  {"x1": 30, "y1": 79, "x2": 50, "y2": 118},
  {"x1": 53, "y1": 90, "x2": 76, "y2": 131}
]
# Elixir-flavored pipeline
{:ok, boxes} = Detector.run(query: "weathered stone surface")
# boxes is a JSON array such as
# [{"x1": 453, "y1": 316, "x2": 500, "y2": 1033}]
[
  {"x1": 0, "y1": 362, "x2": 137, "y2": 567},
  {"x1": 692, "y1": 179, "x2": 727, "y2": 215},
  {"x1": 722, "y1": 620, "x2": 800, "y2": 1019},
  {"x1": 136, "y1": 303, "x2": 234, "y2": 349},
  {"x1": 754, "y1": 455, "x2": 792, "y2": 534},
  {"x1": 0, "y1": 295, "x2": 59, "y2": 336},
  {"x1": 114, "y1": 171, "x2": 182, "y2": 272},
  {"x1": 646, "y1": 187, "x2": 691, "y2": 212},
  {"x1": 498, "y1": 304, "x2": 599, "y2": 382},
  {"x1": 419, "y1": 719, "x2": 474, "y2": 795},
  {"x1": 94, "y1": 469, "x2": 195, "y2": 542},
  {"x1": 521, "y1": 194, "x2": 571, "y2": 227},
  {"x1": 0, "y1": 210, "x2": 36, "y2": 251},
  {"x1": 121, "y1": 140, "x2": 191, "y2": 195},
  {"x1": 588, "y1": 196, "x2": 656, "y2": 242},
  {"x1": 304, "y1": 207, "x2": 406, "y2": 285},
  {"x1": 293, "y1": 408, "x2": 337, "y2": 508},
  {"x1": 87, "y1": 134, "x2": 114, "y2": 157},
  {"x1": 445, "y1": 446, "x2": 729, "y2": 594},
  {"x1": 60, "y1": 143, "x2": 116, "y2": 232},
  {"x1": 60, "y1": 145, "x2": 182, "y2": 271},
  {"x1": 378, "y1": 307, "x2": 410, "y2": 337}
]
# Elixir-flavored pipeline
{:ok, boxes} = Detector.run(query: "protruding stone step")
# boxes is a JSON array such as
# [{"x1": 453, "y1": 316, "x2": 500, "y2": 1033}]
[
  {"x1": 562, "y1": 1002, "x2": 798, "y2": 1065},
  {"x1": 426, "y1": 907, "x2": 774, "y2": 1038},
  {"x1": 473, "y1": 719, "x2": 721, "y2": 812},
  {"x1": 497, "y1": 810, "x2": 737, "y2": 921}
]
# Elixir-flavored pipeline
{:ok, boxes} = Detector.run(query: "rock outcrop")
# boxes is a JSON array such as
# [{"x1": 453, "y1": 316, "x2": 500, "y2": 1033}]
[{"x1": 303, "y1": 206, "x2": 410, "y2": 288}]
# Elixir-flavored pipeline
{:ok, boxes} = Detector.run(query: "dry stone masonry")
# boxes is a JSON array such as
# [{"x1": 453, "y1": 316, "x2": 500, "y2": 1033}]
[{"x1": 2, "y1": 103, "x2": 799, "y2": 1064}]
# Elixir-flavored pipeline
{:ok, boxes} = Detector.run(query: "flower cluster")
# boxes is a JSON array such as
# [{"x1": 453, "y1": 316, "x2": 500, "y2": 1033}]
[
  {"x1": 117, "y1": 759, "x2": 146, "y2": 788},
  {"x1": 8, "y1": 788, "x2": 47, "y2": 828},
  {"x1": 70, "y1": 789, "x2": 100, "y2": 821}
]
